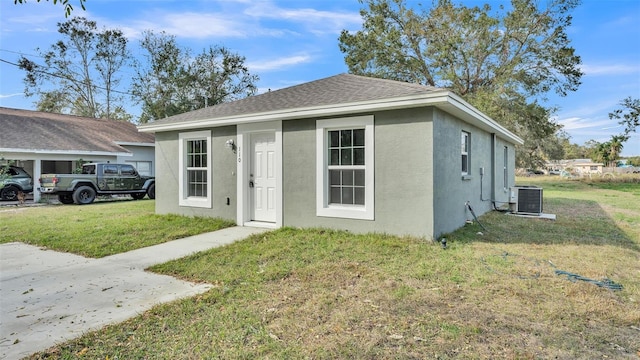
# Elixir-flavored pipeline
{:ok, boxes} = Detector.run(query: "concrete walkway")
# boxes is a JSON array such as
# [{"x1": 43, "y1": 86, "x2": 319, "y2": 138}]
[{"x1": 0, "y1": 226, "x2": 267, "y2": 359}]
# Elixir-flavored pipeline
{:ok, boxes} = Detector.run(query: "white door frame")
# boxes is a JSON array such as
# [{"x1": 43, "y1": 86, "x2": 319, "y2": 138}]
[{"x1": 236, "y1": 121, "x2": 282, "y2": 228}]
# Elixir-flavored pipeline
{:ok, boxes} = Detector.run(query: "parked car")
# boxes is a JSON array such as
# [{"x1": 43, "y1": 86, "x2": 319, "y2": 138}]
[
  {"x1": 39, "y1": 163, "x2": 155, "y2": 205},
  {"x1": 0, "y1": 165, "x2": 34, "y2": 201}
]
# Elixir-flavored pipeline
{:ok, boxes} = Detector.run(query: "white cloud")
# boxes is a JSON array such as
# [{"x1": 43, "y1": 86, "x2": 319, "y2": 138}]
[
  {"x1": 248, "y1": 54, "x2": 312, "y2": 71},
  {"x1": 0, "y1": 93, "x2": 24, "y2": 99},
  {"x1": 580, "y1": 63, "x2": 638, "y2": 76},
  {"x1": 86, "y1": 1, "x2": 361, "y2": 42},
  {"x1": 558, "y1": 117, "x2": 602, "y2": 130},
  {"x1": 244, "y1": 2, "x2": 362, "y2": 34}
]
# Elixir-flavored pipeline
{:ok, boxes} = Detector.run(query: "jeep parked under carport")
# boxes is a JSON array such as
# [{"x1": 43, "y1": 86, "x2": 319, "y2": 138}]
[
  {"x1": 0, "y1": 165, "x2": 34, "y2": 201},
  {"x1": 39, "y1": 163, "x2": 155, "y2": 205}
]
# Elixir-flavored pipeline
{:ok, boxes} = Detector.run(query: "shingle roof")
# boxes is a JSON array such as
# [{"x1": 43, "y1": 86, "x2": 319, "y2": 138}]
[
  {"x1": 0, "y1": 107, "x2": 155, "y2": 153},
  {"x1": 150, "y1": 73, "x2": 442, "y2": 125},
  {"x1": 137, "y1": 73, "x2": 523, "y2": 146}
]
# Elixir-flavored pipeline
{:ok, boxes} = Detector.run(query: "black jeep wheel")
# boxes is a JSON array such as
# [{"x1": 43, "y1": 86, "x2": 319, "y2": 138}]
[
  {"x1": 73, "y1": 186, "x2": 96, "y2": 205},
  {"x1": 1, "y1": 185, "x2": 19, "y2": 201},
  {"x1": 58, "y1": 193, "x2": 74, "y2": 204},
  {"x1": 131, "y1": 192, "x2": 146, "y2": 200},
  {"x1": 147, "y1": 183, "x2": 156, "y2": 199}
]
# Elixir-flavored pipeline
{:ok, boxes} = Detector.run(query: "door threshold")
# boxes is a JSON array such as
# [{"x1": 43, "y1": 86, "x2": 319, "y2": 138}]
[{"x1": 244, "y1": 221, "x2": 278, "y2": 229}]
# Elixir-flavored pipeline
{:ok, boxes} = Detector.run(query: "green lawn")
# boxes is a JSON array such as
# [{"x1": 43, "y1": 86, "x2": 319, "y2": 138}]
[
  {"x1": 0, "y1": 199, "x2": 234, "y2": 257},
  {"x1": 8, "y1": 178, "x2": 640, "y2": 359}
]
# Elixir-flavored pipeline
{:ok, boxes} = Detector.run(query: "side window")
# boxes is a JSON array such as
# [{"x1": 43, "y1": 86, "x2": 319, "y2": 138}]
[
  {"x1": 103, "y1": 165, "x2": 118, "y2": 175},
  {"x1": 461, "y1": 131, "x2": 470, "y2": 175},
  {"x1": 83, "y1": 165, "x2": 96, "y2": 175},
  {"x1": 503, "y1": 146, "x2": 508, "y2": 189},
  {"x1": 121, "y1": 165, "x2": 136, "y2": 176}
]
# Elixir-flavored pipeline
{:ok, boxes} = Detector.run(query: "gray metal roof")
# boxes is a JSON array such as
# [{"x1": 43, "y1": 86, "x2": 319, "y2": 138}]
[
  {"x1": 149, "y1": 73, "x2": 442, "y2": 125},
  {"x1": 0, "y1": 107, "x2": 155, "y2": 154}
]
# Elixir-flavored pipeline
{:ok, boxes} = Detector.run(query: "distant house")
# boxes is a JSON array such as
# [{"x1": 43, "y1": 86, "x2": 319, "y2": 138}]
[
  {"x1": 570, "y1": 160, "x2": 604, "y2": 174},
  {"x1": 138, "y1": 74, "x2": 523, "y2": 239},
  {"x1": 547, "y1": 159, "x2": 604, "y2": 175},
  {"x1": 0, "y1": 107, "x2": 155, "y2": 202}
]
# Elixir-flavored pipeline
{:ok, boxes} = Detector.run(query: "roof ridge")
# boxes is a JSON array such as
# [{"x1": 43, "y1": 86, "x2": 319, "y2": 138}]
[{"x1": 0, "y1": 106, "x2": 125, "y2": 123}]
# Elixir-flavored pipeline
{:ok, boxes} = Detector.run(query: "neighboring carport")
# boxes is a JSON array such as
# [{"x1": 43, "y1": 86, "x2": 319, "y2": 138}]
[{"x1": 0, "y1": 107, "x2": 155, "y2": 203}]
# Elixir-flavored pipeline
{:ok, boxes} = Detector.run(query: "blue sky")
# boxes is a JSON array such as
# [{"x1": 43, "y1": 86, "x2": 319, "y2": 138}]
[{"x1": 1, "y1": 0, "x2": 639, "y2": 156}]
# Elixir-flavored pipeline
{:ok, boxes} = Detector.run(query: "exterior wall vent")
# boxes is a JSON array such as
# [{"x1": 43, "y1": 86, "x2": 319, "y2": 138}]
[{"x1": 509, "y1": 186, "x2": 543, "y2": 215}]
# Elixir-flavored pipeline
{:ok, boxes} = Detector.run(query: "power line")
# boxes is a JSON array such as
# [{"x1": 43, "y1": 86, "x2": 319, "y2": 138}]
[
  {"x1": 0, "y1": 57, "x2": 135, "y2": 97},
  {"x1": 0, "y1": 48, "x2": 45, "y2": 59}
]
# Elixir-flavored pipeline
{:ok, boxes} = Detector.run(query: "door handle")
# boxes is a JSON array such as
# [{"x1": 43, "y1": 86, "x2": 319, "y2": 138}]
[{"x1": 249, "y1": 181, "x2": 254, "y2": 188}]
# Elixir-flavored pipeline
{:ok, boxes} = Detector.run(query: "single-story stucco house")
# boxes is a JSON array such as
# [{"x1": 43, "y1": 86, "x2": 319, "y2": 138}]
[
  {"x1": 0, "y1": 107, "x2": 155, "y2": 202},
  {"x1": 546, "y1": 159, "x2": 605, "y2": 175},
  {"x1": 138, "y1": 74, "x2": 523, "y2": 239}
]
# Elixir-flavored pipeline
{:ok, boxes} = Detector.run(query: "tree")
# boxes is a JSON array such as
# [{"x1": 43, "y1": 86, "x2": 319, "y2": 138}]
[
  {"x1": 131, "y1": 31, "x2": 258, "y2": 123},
  {"x1": 609, "y1": 97, "x2": 639, "y2": 137},
  {"x1": 560, "y1": 135, "x2": 589, "y2": 159},
  {"x1": 586, "y1": 97, "x2": 640, "y2": 167},
  {"x1": 339, "y1": 0, "x2": 582, "y2": 167},
  {"x1": 14, "y1": 0, "x2": 85, "y2": 17},
  {"x1": 589, "y1": 135, "x2": 627, "y2": 167},
  {"x1": 18, "y1": 17, "x2": 130, "y2": 120},
  {"x1": 626, "y1": 156, "x2": 640, "y2": 167}
]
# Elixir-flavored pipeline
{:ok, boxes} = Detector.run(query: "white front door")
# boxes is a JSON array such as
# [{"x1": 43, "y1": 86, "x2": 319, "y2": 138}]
[{"x1": 250, "y1": 132, "x2": 277, "y2": 222}]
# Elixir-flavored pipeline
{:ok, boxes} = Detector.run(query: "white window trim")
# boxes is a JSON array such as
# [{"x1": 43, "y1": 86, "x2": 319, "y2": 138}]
[
  {"x1": 179, "y1": 130, "x2": 212, "y2": 208},
  {"x1": 462, "y1": 131, "x2": 470, "y2": 176},
  {"x1": 316, "y1": 115, "x2": 374, "y2": 220},
  {"x1": 503, "y1": 146, "x2": 508, "y2": 190}
]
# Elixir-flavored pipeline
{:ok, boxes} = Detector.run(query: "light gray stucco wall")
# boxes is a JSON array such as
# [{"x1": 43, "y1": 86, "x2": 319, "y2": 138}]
[
  {"x1": 282, "y1": 108, "x2": 435, "y2": 238},
  {"x1": 431, "y1": 109, "x2": 518, "y2": 238},
  {"x1": 154, "y1": 126, "x2": 237, "y2": 221},
  {"x1": 492, "y1": 137, "x2": 516, "y2": 205}
]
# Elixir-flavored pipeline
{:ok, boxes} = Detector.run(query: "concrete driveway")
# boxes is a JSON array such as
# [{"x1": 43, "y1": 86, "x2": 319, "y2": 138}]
[{"x1": 0, "y1": 226, "x2": 267, "y2": 359}]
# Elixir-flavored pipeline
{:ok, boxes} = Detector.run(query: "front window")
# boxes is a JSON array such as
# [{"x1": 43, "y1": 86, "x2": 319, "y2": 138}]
[
  {"x1": 179, "y1": 131, "x2": 212, "y2": 208},
  {"x1": 186, "y1": 139, "x2": 207, "y2": 197},
  {"x1": 316, "y1": 116, "x2": 374, "y2": 220},
  {"x1": 461, "y1": 131, "x2": 470, "y2": 175},
  {"x1": 328, "y1": 129, "x2": 365, "y2": 205}
]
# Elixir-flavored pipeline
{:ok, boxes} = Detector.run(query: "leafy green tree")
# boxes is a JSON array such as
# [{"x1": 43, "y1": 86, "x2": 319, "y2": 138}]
[
  {"x1": 14, "y1": 0, "x2": 85, "y2": 17},
  {"x1": 590, "y1": 135, "x2": 626, "y2": 167},
  {"x1": 339, "y1": 0, "x2": 582, "y2": 167},
  {"x1": 587, "y1": 97, "x2": 640, "y2": 167},
  {"x1": 131, "y1": 31, "x2": 258, "y2": 123},
  {"x1": 18, "y1": 17, "x2": 131, "y2": 120},
  {"x1": 626, "y1": 156, "x2": 640, "y2": 167},
  {"x1": 609, "y1": 97, "x2": 639, "y2": 137},
  {"x1": 560, "y1": 135, "x2": 589, "y2": 159}
]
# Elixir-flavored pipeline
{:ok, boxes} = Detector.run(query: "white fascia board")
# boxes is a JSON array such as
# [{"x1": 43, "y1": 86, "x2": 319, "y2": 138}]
[
  {"x1": 114, "y1": 141, "x2": 155, "y2": 147},
  {"x1": 137, "y1": 92, "x2": 451, "y2": 133},
  {"x1": 443, "y1": 93, "x2": 524, "y2": 145},
  {"x1": 138, "y1": 90, "x2": 524, "y2": 146}
]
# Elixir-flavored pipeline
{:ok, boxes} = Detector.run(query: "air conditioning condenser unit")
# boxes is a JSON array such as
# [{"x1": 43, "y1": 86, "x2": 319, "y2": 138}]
[{"x1": 509, "y1": 186, "x2": 543, "y2": 215}]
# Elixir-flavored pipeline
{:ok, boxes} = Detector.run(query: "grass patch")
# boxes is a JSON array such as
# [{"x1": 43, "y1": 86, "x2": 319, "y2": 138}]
[
  {"x1": 11, "y1": 178, "x2": 640, "y2": 359},
  {"x1": 0, "y1": 200, "x2": 234, "y2": 257},
  {"x1": 27, "y1": 178, "x2": 640, "y2": 359}
]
